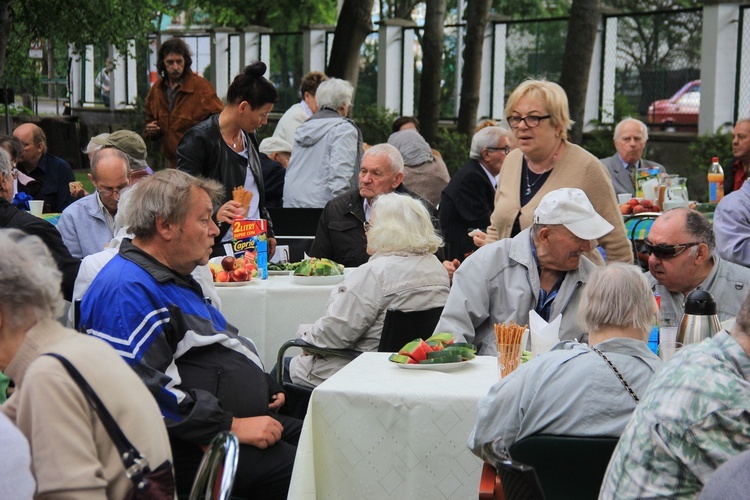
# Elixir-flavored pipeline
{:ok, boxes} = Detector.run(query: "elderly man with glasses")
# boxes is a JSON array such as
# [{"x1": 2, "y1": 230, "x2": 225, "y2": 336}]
[
  {"x1": 56, "y1": 148, "x2": 130, "y2": 259},
  {"x1": 646, "y1": 207, "x2": 750, "y2": 328},
  {"x1": 439, "y1": 126, "x2": 511, "y2": 262}
]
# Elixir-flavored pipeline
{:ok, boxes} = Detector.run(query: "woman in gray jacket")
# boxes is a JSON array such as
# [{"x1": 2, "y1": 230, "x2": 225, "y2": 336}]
[{"x1": 290, "y1": 192, "x2": 450, "y2": 387}]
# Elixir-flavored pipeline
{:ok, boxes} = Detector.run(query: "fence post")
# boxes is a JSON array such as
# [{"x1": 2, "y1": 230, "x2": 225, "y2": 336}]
[
  {"x1": 479, "y1": 15, "x2": 507, "y2": 122},
  {"x1": 303, "y1": 25, "x2": 332, "y2": 74},
  {"x1": 700, "y1": 3, "x2": 740, "y2": 133},
  {"x1": 240, "y1": 27, "x2": 273, "y2": 77},
  {"x1": 583, "y1": 16, "x2": 605, "y2": 130},
  {"x1": 68, "y1": 44, "x2": 83, "y2": 108},
  {"x1": 210, "y1": 28, "x2": 233, "y2": 100},
  {"x1": 600, "y1": 16, "x2": 618, "y2": 124},
  {"x1": 377, "y1": 18, "x2": 416, "y2": 115},
  {"x1": 110, "y1": 40, "x2": 138, "y2": 110}
]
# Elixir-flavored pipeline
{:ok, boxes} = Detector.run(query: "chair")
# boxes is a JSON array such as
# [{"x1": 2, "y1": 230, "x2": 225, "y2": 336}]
[
  {"x1": 624, "y1": 213, "x2": 659, "y2": 271},
  {"x1": 266, "y1": 207, "x2": 323, "y2": 262},
  {"x1": 188, "y1": 431, "x2": 240, "y2": 500},
  {"x1": 275, "y1": 306, "x2": 445, "y2": 417},
  {"x1": 479, "y1": 460, "x2": 546, "y2": 500},
  {"x1": 507, "y1": 435, "x2": 619, "y2": 500}
]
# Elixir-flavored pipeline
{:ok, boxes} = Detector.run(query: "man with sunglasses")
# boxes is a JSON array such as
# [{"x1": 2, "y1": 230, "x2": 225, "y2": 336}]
[
  {"x1": 440, "y1": 126, "x2": 511, "y2": 262},
  {"x1": 56, "y1": 149, "x2": 130, "y2": 259},
  {"x1": 646, "y1": 208, "x2": 750, "y2": 328}
]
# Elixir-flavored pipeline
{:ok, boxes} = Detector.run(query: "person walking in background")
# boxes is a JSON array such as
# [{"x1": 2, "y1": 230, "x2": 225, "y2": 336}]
[
  {"x1": 95, "y1": 58, "x2": 114, "y2": 107},
  {"x1": 272, "y1": 71, "x2": 327, "y2": 145},
  {"x1": 144, "y1": 38, "x2": 224, "y2": 168}
]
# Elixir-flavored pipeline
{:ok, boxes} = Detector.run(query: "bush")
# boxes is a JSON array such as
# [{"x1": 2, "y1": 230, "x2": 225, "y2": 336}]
[
  {"x1": 434, "y1": 127, "x2": 469, "y2": 176},
  {"x1": 353, "y1": 103, "x2": 397, "y2": 146}
]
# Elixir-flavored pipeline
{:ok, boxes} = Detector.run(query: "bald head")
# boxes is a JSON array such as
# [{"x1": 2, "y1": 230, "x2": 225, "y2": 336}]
[
  {"x1": 12, "y1": 123, "x2": 46, "y2": 171},
  {"x1": 89, "y1": 148, "x2": 130, "y2": 215}
]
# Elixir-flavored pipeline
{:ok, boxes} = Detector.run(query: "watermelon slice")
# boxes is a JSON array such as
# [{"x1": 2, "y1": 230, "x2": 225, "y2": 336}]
[
  {"x1": 426, "y1": 340, "x2": 444, "y2": 351},
  {"x1": 399, "y1": 338, "x2": 432, "y2": 362},
  {"x1": 425, "y1": 332, "x2": 455, "y2": 346},
  {"x1": 388, "y1": 353, "x2": 416, "y2": 364}
]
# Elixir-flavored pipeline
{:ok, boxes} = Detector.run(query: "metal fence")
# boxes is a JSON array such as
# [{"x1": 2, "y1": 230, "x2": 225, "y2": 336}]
[{"x1": 737, "y1": 6, "x2": 750, "y2": 122}]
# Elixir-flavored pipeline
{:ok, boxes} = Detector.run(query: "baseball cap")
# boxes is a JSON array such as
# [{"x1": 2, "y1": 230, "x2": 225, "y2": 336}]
[
  {"x1": 533, "y1": 188, "x2": 614, "y2": 240},
  {"x1": 91, "y1": 130, "x2": 147, "y2": 160},
  {"x1": 259, "y1": 137, "x2": 292, "y2": 155}
]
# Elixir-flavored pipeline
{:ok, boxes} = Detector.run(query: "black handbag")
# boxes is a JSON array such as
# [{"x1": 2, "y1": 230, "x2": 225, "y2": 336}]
[{"x1": 45, "y1": 353, "x2": 175, "y2": 499}]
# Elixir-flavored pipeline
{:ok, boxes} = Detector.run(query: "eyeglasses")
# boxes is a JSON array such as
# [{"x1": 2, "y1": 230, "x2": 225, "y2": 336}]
[
  {"x1": 97, "y1": 185, "x2": 128, "y2": 196},
  {"x1": 644, "y1": 238, "x2": 702, "y2": 259},
  {"x1": 363, "y1": 221, "x2": 372, "y2": 233},
  {"x1": 506, "y1": 115, "x2": 551, "y2": 128},
  {"x1": 486, "y1": 146, "x2": 511, "y2": 155}
]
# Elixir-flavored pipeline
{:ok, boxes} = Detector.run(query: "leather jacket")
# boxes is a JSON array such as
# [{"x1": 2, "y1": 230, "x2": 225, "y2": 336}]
[{"x1": 177, "y1": 114, "x2": 274, "y2": 252}]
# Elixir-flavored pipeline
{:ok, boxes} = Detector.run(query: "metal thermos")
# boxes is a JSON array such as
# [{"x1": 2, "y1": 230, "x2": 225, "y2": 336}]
[{"x1": 676, "y1": 289, "x2": 721, "y2": 346}]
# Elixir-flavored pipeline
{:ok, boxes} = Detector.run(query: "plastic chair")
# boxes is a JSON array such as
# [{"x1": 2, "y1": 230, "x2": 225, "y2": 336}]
[
  {"x1": 479, "y1": 460, "x2": 545, "y2": 500},
  {"x1": 275, "y1": 306, "x2": 445, "y2": 417},
  {"x1": 188, "y1": 431, "x2": 240, "y2": 500},
  {"x1": 507, "y1": 435, "x2": 619, "y2": 500},
  {"x1": 624, "y1": 213, "x2": 659, "y2": 271}
]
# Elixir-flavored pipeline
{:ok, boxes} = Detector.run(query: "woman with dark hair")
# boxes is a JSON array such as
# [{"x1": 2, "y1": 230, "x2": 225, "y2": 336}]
[{"x1": 178, "y1": 62, "x2": 279, "y2": 256}]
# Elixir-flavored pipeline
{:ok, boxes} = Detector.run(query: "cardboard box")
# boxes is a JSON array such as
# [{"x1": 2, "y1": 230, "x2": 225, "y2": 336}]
[{"x1": 231, "y1": 218, "x2": 268, "y2": 279}]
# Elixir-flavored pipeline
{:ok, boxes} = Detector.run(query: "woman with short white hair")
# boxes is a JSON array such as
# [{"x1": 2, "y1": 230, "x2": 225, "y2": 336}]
[
  {"x1": 290, "y1": 192, "x2": 450, "y2": 387},
  {"x1": 283, "y1": 77, "x2": 364, "y2": 208}
]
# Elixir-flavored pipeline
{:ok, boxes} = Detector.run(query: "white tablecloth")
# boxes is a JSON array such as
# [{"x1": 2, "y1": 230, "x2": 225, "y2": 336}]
[
  {"x1": 289, "y1": 352, "x2": 498, "y2": 499},
  {"x1": 215, "y1": 275, "x2": 336, "y2": 369}
]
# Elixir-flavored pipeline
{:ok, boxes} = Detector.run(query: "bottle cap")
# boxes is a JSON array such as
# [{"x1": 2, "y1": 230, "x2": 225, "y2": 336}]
[
  {"x1": 712, "y1": 157, "x2": 719, "y2": 163},
  {"x1": 684, "y1": 289, "x2": 717, "y2": 315}
]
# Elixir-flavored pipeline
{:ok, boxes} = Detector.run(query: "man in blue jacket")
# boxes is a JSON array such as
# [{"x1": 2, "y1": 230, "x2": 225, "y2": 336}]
[{"x1": 79, "y1": 169, "x2": 299, "y2": 499}]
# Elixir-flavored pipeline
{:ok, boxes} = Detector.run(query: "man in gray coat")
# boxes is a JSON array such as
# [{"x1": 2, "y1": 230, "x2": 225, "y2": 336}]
[
  {"x1": 434, "y1": 188, "x2": 614, "y2": 355},
  {"x1": 600, "y1": 118, "x2": 666, "y2": 197}
]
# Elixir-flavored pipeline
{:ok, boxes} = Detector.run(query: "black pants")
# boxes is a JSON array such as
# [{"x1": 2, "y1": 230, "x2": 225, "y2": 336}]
[{"x1": 171, "y1": 413, "x2": 302, "y2": 500}]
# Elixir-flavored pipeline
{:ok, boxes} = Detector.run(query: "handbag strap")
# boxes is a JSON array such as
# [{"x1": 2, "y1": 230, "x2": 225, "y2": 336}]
[
  {"x1": 589, "y1": 346, "x2": 640, "y2": 404},
  {"x1": 44, "y1": 353, "x2": 151, "y2": 484}
]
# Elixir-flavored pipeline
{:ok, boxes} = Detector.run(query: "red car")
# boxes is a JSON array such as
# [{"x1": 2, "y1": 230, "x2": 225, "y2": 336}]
[{"x1": 648, "y1": 80, "x2": 700, "y2": 130}]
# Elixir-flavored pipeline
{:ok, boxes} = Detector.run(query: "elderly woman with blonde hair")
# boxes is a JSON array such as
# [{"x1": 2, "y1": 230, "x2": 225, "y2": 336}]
[
  {"x1": 290, "y1": 192, "x2": 451, "y2": 388},
  {"x1": 477, "y1": 79, "x2": 631, "y2": 264}
]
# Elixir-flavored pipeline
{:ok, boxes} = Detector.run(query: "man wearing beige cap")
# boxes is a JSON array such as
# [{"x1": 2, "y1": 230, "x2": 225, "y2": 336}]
[
  {"x1": 433, "y1": 188, "x2": 614, "y2": 355},
  {"x1": 91, "y1": 130, "x2": 152, "y2": 184},
  {"x1": 259, "y1": 137, "x2": 291, "y2": 208}
]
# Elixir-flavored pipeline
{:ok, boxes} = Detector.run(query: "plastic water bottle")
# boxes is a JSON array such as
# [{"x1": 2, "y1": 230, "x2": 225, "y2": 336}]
[
  {"x1": 649, "y1": 292, "x2": 660, "y2": 355},
  {"x1": 708, "y1": 157, "x2": 724, "y2": 203}
]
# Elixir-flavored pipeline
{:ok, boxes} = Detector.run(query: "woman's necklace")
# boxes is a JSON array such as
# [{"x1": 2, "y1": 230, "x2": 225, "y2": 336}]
[
  {"x1": 221, "y1": 126, "x2": 243, "y2": 150},
  {"x1": 524, "y1": 140, "x2": 564, "y2": 196}
]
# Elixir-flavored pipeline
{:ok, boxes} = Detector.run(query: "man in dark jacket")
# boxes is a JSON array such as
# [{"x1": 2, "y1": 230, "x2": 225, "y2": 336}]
[
  {"x1": 78, "y1": 170, "x2": 300, "y2": 499},
  {"x1": 724, "y1": 119, "x2": 750, "y2": 196},
  {"x1": 309, "y1": 143, "x2": 444, "y2": 267},
  {"x1": 0, "y1": 149, "x2": 79, "y2": 300},
  {"x1": 440, "y1": 126, "x2": 510, "y2": 261}
]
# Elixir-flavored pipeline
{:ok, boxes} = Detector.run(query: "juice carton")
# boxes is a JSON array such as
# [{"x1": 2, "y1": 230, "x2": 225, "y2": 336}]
[{"x1": 231, "y1": 219, "x2": 268, "y2": 280}]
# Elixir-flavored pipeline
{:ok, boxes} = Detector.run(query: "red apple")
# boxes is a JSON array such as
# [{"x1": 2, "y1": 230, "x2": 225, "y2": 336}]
[
  {"x1": 632, "y1": 205, "x2": 646, "y2": 214},
  {"x1": 628, "y1": 199, "x2": 640, "y2": 207},
  {"x1": 221, "y1": 256, "x2": 236, "y2": 272},
  {"x1": 233, "y1": 267, "x2": 250, "y2": 282}
]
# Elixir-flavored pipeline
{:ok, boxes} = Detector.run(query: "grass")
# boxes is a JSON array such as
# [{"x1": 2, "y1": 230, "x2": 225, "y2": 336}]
[{"x1": 74, "y1": 170, "x2": 95, "y2": 193}]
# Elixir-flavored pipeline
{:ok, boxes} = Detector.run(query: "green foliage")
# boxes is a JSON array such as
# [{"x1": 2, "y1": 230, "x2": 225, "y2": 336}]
[
  {"x1": 581, "y1": 94, "x2": 639, "y2": 158},
  {"x1": 352, "y1": 103, "x2": 398, "y2": 146},
  {"x1": 190, "y1": 0, "x2": 337, "y2": 30},
  {"x1": 433, "y1": 127, "x2": 469, "y2": 176},
  {"x1": 685, "y1": 128, "x2": 733, "y2": 203},
  {"x1": 0, "y1": 102, "x2": 33, "y2": 117}
]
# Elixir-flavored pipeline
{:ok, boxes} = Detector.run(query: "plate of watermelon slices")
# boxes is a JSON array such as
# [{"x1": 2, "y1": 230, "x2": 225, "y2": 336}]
[{"x1": 389, "y1": 333, "x2": 477, "y2": 371}]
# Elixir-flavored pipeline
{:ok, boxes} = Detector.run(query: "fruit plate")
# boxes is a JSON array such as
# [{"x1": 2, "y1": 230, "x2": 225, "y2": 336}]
[
  {"x1": 214, "y1": 280, "x2": 257, "y2": 287},
  {"x1": 393, "y1": 358, "x2": 475, "y2": 372},
  {"x1": 290, "y1": 273, "x2": 346, "y2": 286}
]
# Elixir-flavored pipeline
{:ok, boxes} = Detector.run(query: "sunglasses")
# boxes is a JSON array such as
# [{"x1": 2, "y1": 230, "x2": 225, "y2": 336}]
[{"x1": 644, "y1": 238, "x2": 702, "y2": 259}]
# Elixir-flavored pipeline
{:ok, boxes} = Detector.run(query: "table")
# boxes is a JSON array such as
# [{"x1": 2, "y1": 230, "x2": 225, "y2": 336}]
[
  {"x1": 289, "y1": 352, "x2": 498, "y2": 499},
  {"x1": 215, "y1": 275, "x2": 336, "y2": 368}
]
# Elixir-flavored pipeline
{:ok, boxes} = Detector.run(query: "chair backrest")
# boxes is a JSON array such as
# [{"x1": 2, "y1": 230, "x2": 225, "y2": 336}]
[
  {"x1": 378, "y1": 306, "x2": 444, "y2": 352},
  {"x1": 188, "y1": 431, "x2": 240, "y2": 500},
  {"x1": 508, "y1": 435, "x2": 619, "y2": 500},
  {"x1": 266, "y1": 207, "x2": 323, "y2": 236},
  {"x1": 496, "y1": 460, "x2": 546, "y2": 500}
]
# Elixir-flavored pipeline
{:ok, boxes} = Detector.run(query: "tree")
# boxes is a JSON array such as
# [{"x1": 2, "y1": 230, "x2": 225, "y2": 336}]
[
  {"x1": 418, "y1": 0, "x2": 447, "y2": 144},
  {"x1": 457, "y1": 0, "x2": 492, "y2": 141},
  {"x1": 0, "y1": 0, "x2": 164, "y2": 85},
  {"x1": 327, "y1": 0, "x2": 376, "y2": 88},
  {"x1": 559, "y1": 0, "x2": 601, "y2": 144}
]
